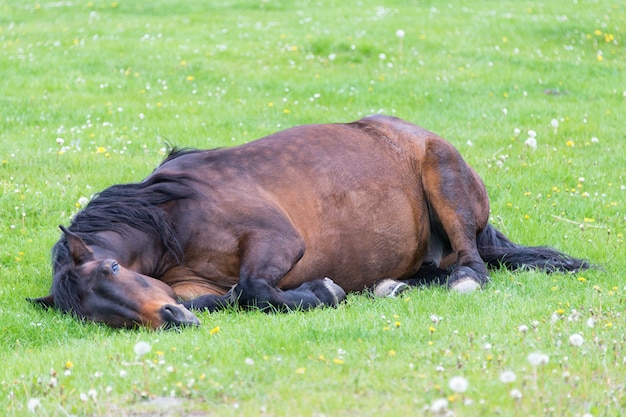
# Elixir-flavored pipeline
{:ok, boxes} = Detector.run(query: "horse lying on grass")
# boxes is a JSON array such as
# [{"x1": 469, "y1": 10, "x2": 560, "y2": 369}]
[{"x1": 30, "y1": 115, "x2": 589, "y2": 329}]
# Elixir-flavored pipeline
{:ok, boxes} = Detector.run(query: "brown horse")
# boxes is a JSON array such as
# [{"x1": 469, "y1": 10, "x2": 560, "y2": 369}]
[{"x1": 30, "y1": 115, "x2": 589, "y2": 329}]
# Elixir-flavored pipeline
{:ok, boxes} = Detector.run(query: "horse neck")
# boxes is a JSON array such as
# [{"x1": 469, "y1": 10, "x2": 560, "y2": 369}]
[{"x1": 88, "y1": 230, "x2": 173, "y2": 277}]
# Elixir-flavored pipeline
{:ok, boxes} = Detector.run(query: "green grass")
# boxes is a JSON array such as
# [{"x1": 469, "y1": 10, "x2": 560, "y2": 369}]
[{"x1": 1, "y1": 0, "x2": 625, "y2": 415}]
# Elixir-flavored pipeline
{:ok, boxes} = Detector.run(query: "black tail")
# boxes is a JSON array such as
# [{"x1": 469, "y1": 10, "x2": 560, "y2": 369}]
[{"x1": 477, "y1": 224, "x2": 590, "y2": 273}]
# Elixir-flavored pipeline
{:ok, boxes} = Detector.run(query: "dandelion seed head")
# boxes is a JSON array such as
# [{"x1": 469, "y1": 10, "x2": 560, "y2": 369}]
[
  {"x1": 133, "y1": 341, "x2": 152, "y2": 357},
  {"x1": 448, "y1": 376, "x2": 469, "y2": 393},
  {"x1": 499, "y1": 370, "x2": 516, "y2": 383},
  {"x1": 518, "y1": 324, "x2": 529, "y2": 333},
  {"x1": 586, "y1": 317, "x2": 595, "y2": 328},
  {"x1": 527, "y1": 352, "x2": 549, "y2": 366},
  {"x1": 510, "y1": 388, "x2": 522, "y2": 400},
  {"x1": 525, "y1": 137, "x2": 537, "y2": 149},
  {"x1": 396, "y1": 29, "x2": 405, "y2": 39},
  {"x1": 569, "y1": 333, "x2": 584, "y2": 346},
  {"x1": 27, "y1": 398, "x2": 41, "y2": 412},
  {"x1": 430, "y1": 398, "x2": 448, "y2": 413}
]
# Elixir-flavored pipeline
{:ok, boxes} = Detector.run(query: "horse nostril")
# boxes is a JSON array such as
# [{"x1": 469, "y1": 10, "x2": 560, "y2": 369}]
[{"x1": 160, "y1": 304, "x2": 200, "y2": 328}]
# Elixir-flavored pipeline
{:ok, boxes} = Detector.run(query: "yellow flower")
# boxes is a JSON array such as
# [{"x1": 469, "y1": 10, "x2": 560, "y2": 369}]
[
  {"x1": 65, "y1": 361, "x2": 73, "y2": 369},
  {"x1": 577, "y1": 277, "x2": 587, "y2": 283},
  {"x1": 186, "y1": 75, "x2": 194, "y2": 81},
  {"x1": 210, "y1": 326, "x2": 220, "y2": 335},
  {"x1": 96, "y1": 146, "x2": 107, "y2": 154},
  {"x1": 295, "y1": 367, "x2": 306, "y2": 374},
  {"x1": 388, "y1": 350, "x2": 396, "y2": 356},
  {"x1": 429, "y1": 326, "x2": 436, "y2": 333},
  {"x1": 333, "y1": 358, "x2": 344, "y2": 365}
]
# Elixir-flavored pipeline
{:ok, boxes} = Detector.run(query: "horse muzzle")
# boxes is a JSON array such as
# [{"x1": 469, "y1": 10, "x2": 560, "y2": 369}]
[{"x1": 159, "y1": 304, "x2": 201, "y2": 329}]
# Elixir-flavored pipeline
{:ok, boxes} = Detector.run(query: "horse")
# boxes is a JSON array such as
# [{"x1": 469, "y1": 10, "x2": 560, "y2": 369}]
[{"x1": 30, "y1": 115, "x2": 589, "y2": 329}]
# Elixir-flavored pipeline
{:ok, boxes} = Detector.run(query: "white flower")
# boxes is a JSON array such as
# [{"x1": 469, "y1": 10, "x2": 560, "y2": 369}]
[
  {"x1": 527, "y1": 352, "x2": 549, "y2": 366},
  {"x1": 56, "y1": 138, "x2": 65, "y2": 145},
  {"x1": 78, "y1": 196, "x2": 89, "y2": 207},
  {"x1": 510, "y1": 388, "x2": 522, "y2": 400},
  {"x1": 513, "y1": 127, "x2": 521, "y2": 137},
  {"x1": 430, "y1": 314, "x2": 442, "y2": 324},
  {"x1": 527, "y1": 129, "x2": 537, "y2": 138},
  {"x1": 551, "y1": 119, "x2": 559, "y2": 128},
  {"x1": 27, "y1": 398, "x2": 41, "y2": 412},
  {"x1": 245, "y1": 358, "x2": 255, "y2": 366},
  {"x1": 430, "y1": 398, "x2": 448, "y2": 413},
  {"x1": 499, "y1": 370, "x2": 517, "y2": 383},
  {"x1": 88, "y1": 389, "x2": 97, "y2": 400},
  {"x1": 396, "y1": 29, "x2": 405, "y2": 39},
  {"x1": 133, "y1": 341, "x2": 152, "y2": 357},
  {"x1": 524, "y1": 137, "x2": 537, "y2": 149},
  {"x1": 119, "y1": 370, "x2": 127, "y2": 378},
  {"x1": 448, "y1": 376, "x2": 469, "y2": 393},
  {"x1": 586, "y1": 317, "x2": 595, "y2": 328},
  {"x1": 569, "y1": 333, "x2": 584, "y2": 347},
  {"x1": 518, "y1": 324, "x2": 529, "y2": 333},
  {"x1": 328, "y1": 53, "x2": 336, "y2": 61},
  {"x1": 591, "y1": 137, "x2": 599, "y2": 143},
  {"x1": 379, "y1": 53, "x2": 386, "y2": 60}
]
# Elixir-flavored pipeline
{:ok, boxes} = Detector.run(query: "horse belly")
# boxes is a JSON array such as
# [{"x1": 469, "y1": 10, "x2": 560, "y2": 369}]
[{"x1": 283, "y1": 188, "x2": 429, "y2": 292}]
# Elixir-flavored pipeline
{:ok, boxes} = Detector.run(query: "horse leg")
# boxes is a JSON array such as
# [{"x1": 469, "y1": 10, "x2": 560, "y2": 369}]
[
  {"x1": 182, "y1": 291, "x2": 235, "y2": 312},
  {"x1": 233, "y1": 225, "x2": 346, "y2": 312},
  {"x1": 373, "y1": 263, "x2": 450, "y2": 297},
  {"x1": 421, "y1": 139, "x2": 491, "y2": 292}
]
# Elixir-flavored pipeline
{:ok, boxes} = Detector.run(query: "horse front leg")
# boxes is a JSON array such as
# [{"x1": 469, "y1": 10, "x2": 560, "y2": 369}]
[
  {"x1": 233, "y1": 227, "x2": 346, "y2": 312},
  {"x1": 421, "y1": 140, "x2": 491, "y2": 292}
]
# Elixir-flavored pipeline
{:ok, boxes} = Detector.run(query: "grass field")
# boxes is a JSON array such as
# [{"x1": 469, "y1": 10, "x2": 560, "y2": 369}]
[{"x1": 1, "y1": 0, "x2": 625, "y2": 415}]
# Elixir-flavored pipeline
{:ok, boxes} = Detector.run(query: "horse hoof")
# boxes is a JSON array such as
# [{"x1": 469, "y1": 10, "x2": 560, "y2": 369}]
[
  {"x1": 322, "y1": 277, "x2": 347, "y2": 305},
  {"x1": 373, "y1": 279, "x2": 409, "y2": 298},
  {"x1": 451, "y1": 278, "x2": 481, "y2": 293}
]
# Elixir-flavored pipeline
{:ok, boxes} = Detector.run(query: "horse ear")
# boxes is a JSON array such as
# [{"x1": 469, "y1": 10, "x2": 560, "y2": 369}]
[
  {"x1": 27, "y1": 294, "x2": 55, "y2": 309},
  {"x1": 59, "y1": 225, "x2": 94, "y2": 265}
]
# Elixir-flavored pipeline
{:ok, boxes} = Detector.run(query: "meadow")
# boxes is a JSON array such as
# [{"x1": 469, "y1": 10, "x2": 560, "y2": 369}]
[{"x1": 0, "y1": 0, "x2": 625, "y2": 415}]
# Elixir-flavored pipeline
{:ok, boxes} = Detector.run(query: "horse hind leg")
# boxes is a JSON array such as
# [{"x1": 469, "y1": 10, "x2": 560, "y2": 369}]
[{"x1": 421, "y1": 138, "x2": 491, "y2": 293}]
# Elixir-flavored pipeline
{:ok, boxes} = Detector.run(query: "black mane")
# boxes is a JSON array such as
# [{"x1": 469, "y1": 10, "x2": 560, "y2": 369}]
[{"x1": 51, "y1": 149, "x2": 198, "y2": 312}]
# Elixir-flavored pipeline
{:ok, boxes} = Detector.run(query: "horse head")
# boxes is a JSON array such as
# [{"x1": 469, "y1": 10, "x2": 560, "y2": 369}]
[{"x1": 29, "y1": 226, "x2": 200, "y2": 330}]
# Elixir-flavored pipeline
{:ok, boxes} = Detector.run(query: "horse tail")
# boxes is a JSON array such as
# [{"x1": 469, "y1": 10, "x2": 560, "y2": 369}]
[{"x1": 476, "y1": 224, "x2": 590, "y2": 273}]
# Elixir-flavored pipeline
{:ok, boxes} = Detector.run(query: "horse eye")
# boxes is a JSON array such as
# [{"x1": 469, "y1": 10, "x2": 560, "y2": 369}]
[{"x1": 111, "y1": 261, "x2": 119, "y2": 274}]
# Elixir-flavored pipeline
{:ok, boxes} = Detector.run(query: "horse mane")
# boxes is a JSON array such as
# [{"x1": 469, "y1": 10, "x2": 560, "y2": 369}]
[{"x1": 51, "y1": 149, "x2": 198, "y2": 312}]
